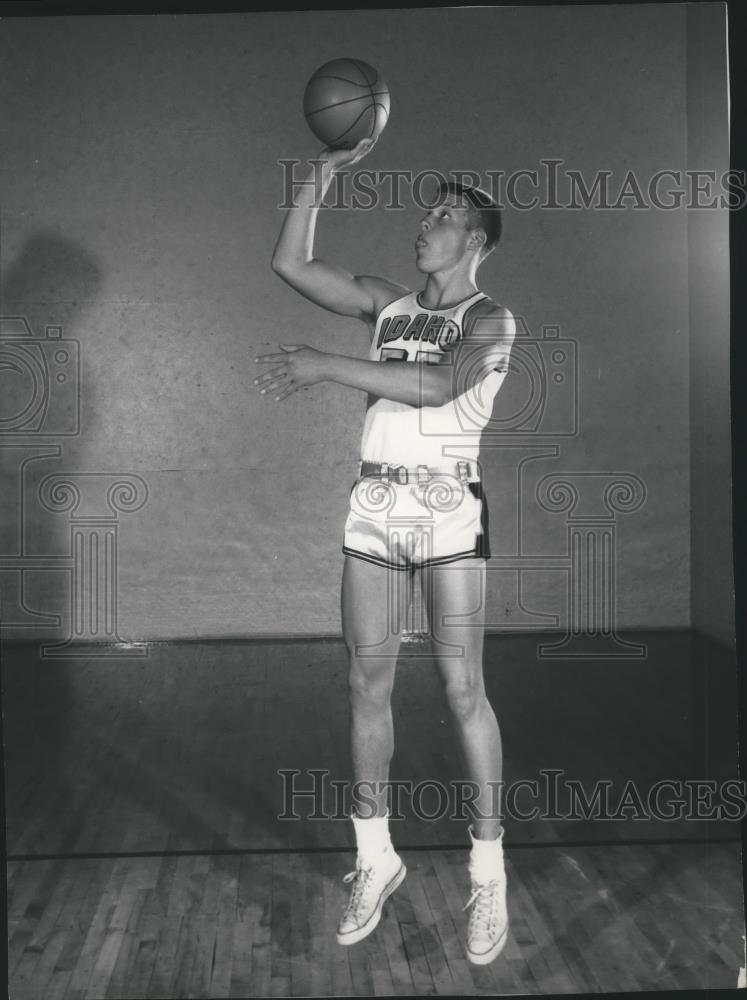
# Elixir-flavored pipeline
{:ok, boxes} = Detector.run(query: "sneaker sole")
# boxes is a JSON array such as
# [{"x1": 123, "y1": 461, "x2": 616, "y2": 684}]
[
  {"x1": 467, "y1": 925, "x2": 508, "y2": 965},
  {"x1": 336, "y1": 861, "x2": 407, "y2": 946}
]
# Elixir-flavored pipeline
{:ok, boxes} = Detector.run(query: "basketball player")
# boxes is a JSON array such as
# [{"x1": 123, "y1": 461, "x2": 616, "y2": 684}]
[{"x1": 257, "y1": 136, "x2": 515, "y2": 966}]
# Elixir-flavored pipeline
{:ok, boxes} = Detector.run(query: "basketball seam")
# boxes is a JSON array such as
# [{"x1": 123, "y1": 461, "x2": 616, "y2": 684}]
[
  {"x1": 365, "y1": 73, "x2": 376, "y2": 139},
  {"x1": 352, "y1": 59, "x2": 378, "y2": 87},
  {"x1": 305, "y1": 93, "x2": 386, "y2": 118},
  {"x1": 330, "y1": 101, "x2": 380, "y2": 145}
]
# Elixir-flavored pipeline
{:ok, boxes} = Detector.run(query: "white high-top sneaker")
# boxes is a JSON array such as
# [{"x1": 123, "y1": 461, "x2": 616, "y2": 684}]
[
  {"x1": 463, "y1": 824, "x2": 508, "y2": 964},
  {"x1": 336, "y1": 846, "x2": 406, "y2": 946}
]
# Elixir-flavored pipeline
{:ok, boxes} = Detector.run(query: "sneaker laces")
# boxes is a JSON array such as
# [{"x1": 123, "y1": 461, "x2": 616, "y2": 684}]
[
  {"x1": 342, "y1": 860, "x2": 374, "y2": 916},
  {"x1": 463, "y1": 879, "x2": 500, "y2": 931}
]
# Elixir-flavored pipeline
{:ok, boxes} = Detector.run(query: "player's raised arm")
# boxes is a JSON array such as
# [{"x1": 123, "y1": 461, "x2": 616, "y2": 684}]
[{"x1": 271, "y1": 140, "x2": 400, "y2": 321}]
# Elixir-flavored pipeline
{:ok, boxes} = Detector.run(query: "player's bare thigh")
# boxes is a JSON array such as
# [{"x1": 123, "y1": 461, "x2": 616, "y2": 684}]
[
  {"x1": 418, "y1": 556, "x2": 487, "y2": 666},
  {"x1": 341, "y1": 554, "x2": 412, "y2": 661}
]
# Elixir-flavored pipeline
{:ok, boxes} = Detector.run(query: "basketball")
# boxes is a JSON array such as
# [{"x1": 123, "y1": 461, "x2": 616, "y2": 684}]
[{"x1": 303, "y1": 58, "x2": 390, "y2": 150}]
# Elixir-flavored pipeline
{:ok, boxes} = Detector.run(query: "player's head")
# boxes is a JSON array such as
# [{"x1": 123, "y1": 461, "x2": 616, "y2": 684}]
[
  {"x1": 439, "y1": 182, "x2": 502, "y2": 257},
  {"x1": 415, "y1": 182, "x2": 502, "y2": 273}
]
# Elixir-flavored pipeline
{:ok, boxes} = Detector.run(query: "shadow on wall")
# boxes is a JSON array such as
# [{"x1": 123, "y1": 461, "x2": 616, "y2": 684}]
[{"x1": 0, "y1": 231, "x2": 102, "y2": 749}]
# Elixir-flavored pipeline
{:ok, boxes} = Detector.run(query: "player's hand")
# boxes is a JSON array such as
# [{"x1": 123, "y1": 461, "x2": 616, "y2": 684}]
[
  {"x1": 254, "y1": 344, "x2": 327, "y2": 400},
  {"x1": 318, "y1": 136, "x2": 378, "y2": 173}
]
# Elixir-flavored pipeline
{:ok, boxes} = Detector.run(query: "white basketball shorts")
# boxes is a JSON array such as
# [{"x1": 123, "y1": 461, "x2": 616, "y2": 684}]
[{"x1": 342, "y1": 463, "x2": 491, "y2": 571}]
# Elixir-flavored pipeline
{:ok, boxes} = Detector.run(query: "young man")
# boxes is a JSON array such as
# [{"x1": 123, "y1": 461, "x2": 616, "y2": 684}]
[{"x1": 257, "y1": 137, "x2": 515, "y2": 965}]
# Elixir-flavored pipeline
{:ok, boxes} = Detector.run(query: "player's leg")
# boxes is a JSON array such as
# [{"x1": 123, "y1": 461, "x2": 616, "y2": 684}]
[
  {"x1": 419, "y1": 556, "x2": 508, "y2": 964},
  {"x1": 341, "y1": 553, "x2": 411, "y2": 816},
  {"x1": 337, "y1": 553, "x2": 410, "y2": 945},
  {"x1": 419, "y1": 557, "x2": 502, "y2": 836}
]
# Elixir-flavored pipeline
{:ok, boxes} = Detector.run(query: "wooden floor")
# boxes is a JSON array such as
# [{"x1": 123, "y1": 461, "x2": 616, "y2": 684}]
[
  {"x1": 7, "y1": 840, "x2": 744, "y2": 998},
  {"x1": 3, "y1": 629, "x2": 744, "y2": 996}
]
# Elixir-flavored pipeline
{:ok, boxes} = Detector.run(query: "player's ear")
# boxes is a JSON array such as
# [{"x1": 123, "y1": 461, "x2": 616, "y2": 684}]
[{"x1": 468, "y1": 228, "x2": 488, "y2": 254}]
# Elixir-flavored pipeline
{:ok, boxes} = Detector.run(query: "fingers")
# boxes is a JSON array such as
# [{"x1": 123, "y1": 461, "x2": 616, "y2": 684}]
[
  {"x1": 255, "y1": 353, "x2": 287, "y2": 364},
  {"x1": 274, "y1": 383, "x2": 296, "y2": 401},
  {"x1": 253, "y1": 367, "x2": 286, "y2": 388},
  {"x1": 255, "y1": 372, "x2": 288, "y2": 395},
  {"x1": 319, "y1": 135, "x2": 378, "y2": 170},
  {"x1": 253, "y1": 367, "x2": 298, "y2": 400}
]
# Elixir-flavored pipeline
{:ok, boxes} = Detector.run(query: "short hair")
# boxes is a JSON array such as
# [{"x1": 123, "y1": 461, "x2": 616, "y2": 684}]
[{"x1": 437, "y1": 181, "x2": 503, "y2": 252}]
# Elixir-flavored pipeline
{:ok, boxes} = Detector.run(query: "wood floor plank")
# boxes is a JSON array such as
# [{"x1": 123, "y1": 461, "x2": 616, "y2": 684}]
[
  {"x1": 627, "y1": 846, "x2": 724, "y2": 990},
  {"x1": 7, "y1": 858, "x2": 55, "y2": 932},
  {"x1": 288, "y1": 851, "x2": 315, "y2": 997},
  {"x1": 247, "y1": 854, "x2": 274, "y2": 999},
  {"x1": 147, "y1": 855, "x2": 194, "y2": 998},
  {"x1": 207, "y1": 854, "x2": 240, "y2": 999},
  {"x1": 189, "y1": 913, "x2": 221, "y2": 999},
  {"x1": 124, "y1": 903, "x2": 162, "y2": 999},
  {"x1": 306, "y1": 853, "x2": 332, "y2": 997},
  {"x1": 500, "y1": 850, "x2": 574, "y2": 993},
  {"x1": 537, "y1": 848, "x2": 641, "y2": 994},
  {"x1": 428, "y1": 850, "x2": 484, "y2": 992},
  {"x1": 85, "y1": 859, "x2": 159, "y2": 1000},
  {"x1": 144, "y1": 853, "x2": 177, "y2": 921},
  {"x1": 8, "y1": 860, "x2": 65, "y2": 986},
  {"x1": 402, "y1": 854, "x2": 456, "y2": 995},
  {"x1": 347, "y1": 931, "x2": 376, "y2": 997},
  {"x1": 25, "y1": 860, "x2": 85, "y2": 954},
  {"x1": 21, "y1": 927, "x2": 69, "y2": 1000},
  {"x1": 362, "y1": 921, "x2": 396, "y2": 996},
  {"x1": 586, "y1": 845, "x2": 691, "y2": 991},
  {"x1": 146, "y1": 912, "x2": 183, "y2": 1000},
  {"x1": 635, "y1": 844, "x2": 741, "y2": 987},
  {"x1": 321, "y1": 853, "x2": 356, "y2": 997},
  {"x1": 228, "y1": 855, "x2": 258, "y2": 997},
  {"x1": 390, "y1": 863, "x2": 434, "y2": 994},
  {"x1": 517, "y1": 844, "x2": 609, "y2": 994},
  {"x1": 53, "y1": 859, "x2": 115, "y2": 980},
  {"x1": 65, "y1": 858, "x2": 130, "y2": 1000},
  {"x1": 270, "y1": 852, "x2": 292, "y2": 994},
  {"x1": 46, "y1": 968, "x2": 74, "y2": 1000},
  {"x1": 418, "y1": 852, "x2": 466, "y2": 963},
  {"x1": 106, "y1": 871, "x2": 160, "y2": 998},
  {"x1": 169, "y1": 854, "x2": 211, "y2": 997}
]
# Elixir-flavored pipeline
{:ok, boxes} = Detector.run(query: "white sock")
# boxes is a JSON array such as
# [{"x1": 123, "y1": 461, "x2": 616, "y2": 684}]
[
  {"x1": 352, "y1": 812, "x2": 393, "y2": 859},
  {"x1": 468, "y1": 824, "x2": 505, "y2": 882}
]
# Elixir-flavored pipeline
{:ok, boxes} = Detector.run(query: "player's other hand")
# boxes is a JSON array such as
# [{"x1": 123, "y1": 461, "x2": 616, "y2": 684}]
[
  {"x1": 318, "y1": 136, "x2": 378, "y2": 173},
  {"x1": 254, "y1": 344, "x2": 327, "y2": 401}
]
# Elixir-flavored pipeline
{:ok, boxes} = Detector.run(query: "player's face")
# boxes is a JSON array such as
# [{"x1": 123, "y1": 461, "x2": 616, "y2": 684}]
[{"x1": 414, "y1": 197, "x2": 475, "y2": 272}]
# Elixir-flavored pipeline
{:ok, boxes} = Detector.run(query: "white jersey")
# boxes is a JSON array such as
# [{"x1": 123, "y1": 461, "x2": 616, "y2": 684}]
[{"x1": 359, "y1": 290, "x2": 507, "y2": 467}]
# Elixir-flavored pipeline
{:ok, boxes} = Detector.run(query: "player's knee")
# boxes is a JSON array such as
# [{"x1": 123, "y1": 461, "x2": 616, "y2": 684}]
[
  {"x1": 445, "y1": 675, "x2": 484, "y2": 723},
  {"x1": 348, "y1": 658, "x2": 393, "y2": 712}
]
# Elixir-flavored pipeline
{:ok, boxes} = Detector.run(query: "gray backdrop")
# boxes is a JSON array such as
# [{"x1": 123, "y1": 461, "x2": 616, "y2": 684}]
[{"x1": 0, "y1": 5, "x2": 733, "y2": 644}]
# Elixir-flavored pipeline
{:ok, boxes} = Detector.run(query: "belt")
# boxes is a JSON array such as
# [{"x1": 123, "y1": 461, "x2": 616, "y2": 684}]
[{"x1": 358, "y1": 460, "x2": 480, "y2": 485}]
